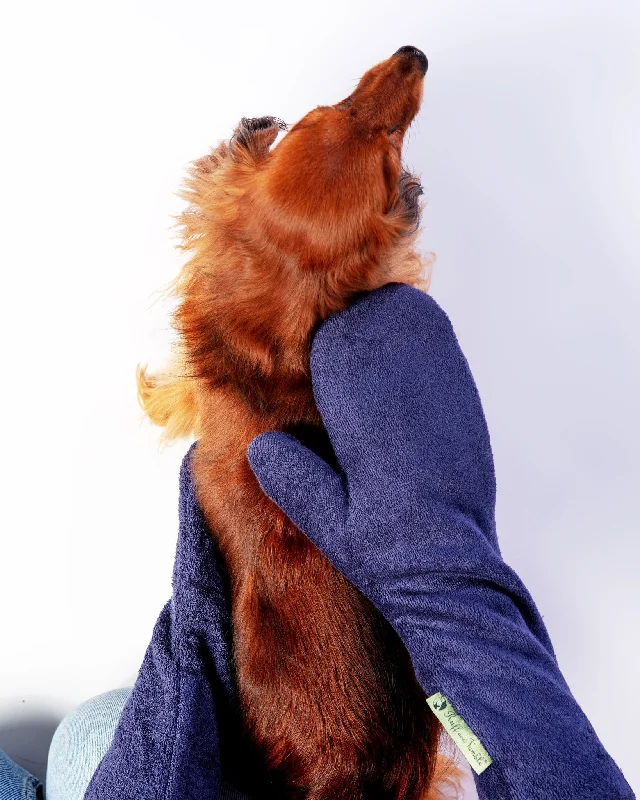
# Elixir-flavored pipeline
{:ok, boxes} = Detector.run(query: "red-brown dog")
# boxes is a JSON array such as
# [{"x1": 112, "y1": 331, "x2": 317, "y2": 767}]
[{"x1": 138, "y1": 46, "x2": 463, "y2": 800}]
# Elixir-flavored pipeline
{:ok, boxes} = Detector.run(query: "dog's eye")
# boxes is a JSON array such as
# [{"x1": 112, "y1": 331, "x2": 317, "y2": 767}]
[{"x1": 388, "y1": 125, "x2": 401, "y2": 135}]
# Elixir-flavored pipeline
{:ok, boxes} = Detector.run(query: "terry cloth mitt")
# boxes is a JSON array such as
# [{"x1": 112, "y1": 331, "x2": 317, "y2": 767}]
[
  {"x1": 248, "y1": 283, "x2": 635, "y2": 800},
  {"x1": 84, "y1": 444, "x2": 250, "y2": 800}
]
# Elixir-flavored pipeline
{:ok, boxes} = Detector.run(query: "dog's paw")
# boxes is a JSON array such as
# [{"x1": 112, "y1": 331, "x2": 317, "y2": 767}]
[{"x1": 231, "y1": 116, "x2": 288, "y2": 158}]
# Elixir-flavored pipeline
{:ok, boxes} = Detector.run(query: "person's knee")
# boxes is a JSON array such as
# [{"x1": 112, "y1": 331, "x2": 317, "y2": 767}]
[{"x1": 46, "y1": 688, "x2": 131, "y2": 800}]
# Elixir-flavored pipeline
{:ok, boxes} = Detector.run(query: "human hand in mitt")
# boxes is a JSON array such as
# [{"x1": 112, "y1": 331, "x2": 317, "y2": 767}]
[{"x1": 247, "y1": 284, "x2": 634, "y2": 800}]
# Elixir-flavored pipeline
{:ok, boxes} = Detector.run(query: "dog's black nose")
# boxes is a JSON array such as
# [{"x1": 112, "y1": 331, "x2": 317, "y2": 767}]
[{"x1": 394, "y1": 45, "x2": 428, "y2": 75}]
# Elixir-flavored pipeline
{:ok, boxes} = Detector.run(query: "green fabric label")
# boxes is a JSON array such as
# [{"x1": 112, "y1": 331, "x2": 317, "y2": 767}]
[{"x1": 427, "y1": 692, "x2": 493, "y2": 775}]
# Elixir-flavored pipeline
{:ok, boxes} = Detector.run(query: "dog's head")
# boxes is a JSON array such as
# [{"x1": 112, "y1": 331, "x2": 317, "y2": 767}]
[
  {"x1": 238, "y1": 46, "x2": 427, "y2": 249},
  {"x1": 181, "y1": 47, "x2": 428, "y2": 290}
]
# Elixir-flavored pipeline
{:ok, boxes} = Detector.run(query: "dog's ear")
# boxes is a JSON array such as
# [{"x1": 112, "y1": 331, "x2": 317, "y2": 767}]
[{"x1": 230, "y1": 116, "x2": 288, "y2": 159}]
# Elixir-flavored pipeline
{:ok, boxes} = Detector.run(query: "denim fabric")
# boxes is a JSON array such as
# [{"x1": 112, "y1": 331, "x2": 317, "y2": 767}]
[
  {"x1": 0, "y1": 749, "x2": 42, "y2": 800},
  {"x1": 46, "y1": 690, "x2": 132, "y2": 800},
  {"x1": 43, "y1": 689, "x2": 250, "y2": 800},
  {"x1": 0, "y1": 690, "x2": 253, "y2": 800}
]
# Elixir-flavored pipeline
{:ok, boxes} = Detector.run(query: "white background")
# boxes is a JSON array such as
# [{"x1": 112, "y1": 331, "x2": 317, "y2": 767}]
[{"x1": 0, "y1": 0, "x2": 638, "y2": 794}]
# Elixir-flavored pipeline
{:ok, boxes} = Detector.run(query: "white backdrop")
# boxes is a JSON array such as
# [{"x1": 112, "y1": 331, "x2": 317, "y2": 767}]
[{"x1": 0, "y1": 0, "x2": 638, "y2": 793}]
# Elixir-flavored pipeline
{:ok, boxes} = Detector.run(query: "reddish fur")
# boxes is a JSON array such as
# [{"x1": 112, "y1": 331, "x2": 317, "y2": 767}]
[{"x1": 139, "y1": 51, "x2": 463, "y2": 799}]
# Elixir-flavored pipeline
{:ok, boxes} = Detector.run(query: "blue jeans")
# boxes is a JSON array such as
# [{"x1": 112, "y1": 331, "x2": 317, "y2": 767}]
[
  {"x1": 1, "y1": 689, "x2": 251, "y2": 800},
  {"x1": 0, "y1": 688, "x2": 131, "y2": 800},
  {"x1": 0, "y1": 750, "x2": 43, "y2": 800}
]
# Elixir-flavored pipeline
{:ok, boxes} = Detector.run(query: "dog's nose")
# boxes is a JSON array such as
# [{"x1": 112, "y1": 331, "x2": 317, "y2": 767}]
[{"x1": 394, "y1": 45, "x2": 428, "y2": 75}]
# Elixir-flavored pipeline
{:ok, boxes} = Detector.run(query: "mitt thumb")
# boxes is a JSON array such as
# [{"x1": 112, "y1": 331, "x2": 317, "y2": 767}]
[{"x1": 247, "y1": 431, "x2": 348, "y2": 561}]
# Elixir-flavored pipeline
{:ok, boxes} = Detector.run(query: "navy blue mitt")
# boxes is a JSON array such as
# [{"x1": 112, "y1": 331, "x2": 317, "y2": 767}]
[{"x1": 248, "y1": 283, "x2": 635, "y2": 800}]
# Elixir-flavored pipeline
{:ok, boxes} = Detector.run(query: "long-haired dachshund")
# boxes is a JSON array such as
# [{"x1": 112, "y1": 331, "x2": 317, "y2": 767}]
[{"x1": 138, "y1": 46, "x2": 463, "y2": 800}]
